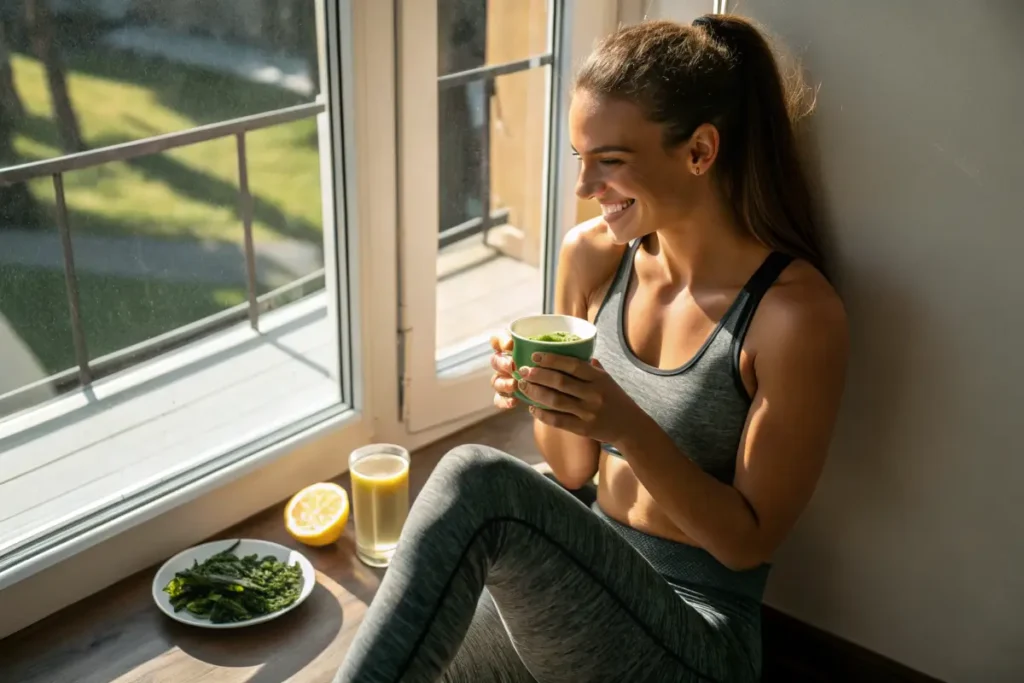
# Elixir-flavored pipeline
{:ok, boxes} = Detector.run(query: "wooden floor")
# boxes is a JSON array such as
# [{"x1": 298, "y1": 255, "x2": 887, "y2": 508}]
[{"x1": 0, "y1": 410, "x2": 539, "y2": 683}]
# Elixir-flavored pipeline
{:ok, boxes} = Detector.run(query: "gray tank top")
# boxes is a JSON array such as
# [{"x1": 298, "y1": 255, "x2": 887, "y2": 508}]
[{"x1": 593, "y1": 239, "x2": 793, "y2": 484}]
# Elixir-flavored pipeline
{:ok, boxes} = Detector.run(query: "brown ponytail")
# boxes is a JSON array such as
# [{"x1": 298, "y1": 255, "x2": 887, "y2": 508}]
[{"x1": 574, "y1": 14, "x2": 824, "y2": 272}]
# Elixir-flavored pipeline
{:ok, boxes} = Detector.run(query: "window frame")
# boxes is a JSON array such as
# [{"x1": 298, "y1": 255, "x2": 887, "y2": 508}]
[{"x1": 0, "y1": 0, "x2": 368, "y2": 632}]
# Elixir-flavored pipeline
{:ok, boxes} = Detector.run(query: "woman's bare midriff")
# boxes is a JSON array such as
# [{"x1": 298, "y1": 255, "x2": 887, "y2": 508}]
[
  {"x1": 595, "y1": 451, "x2": 703, "y2": 548},
  {"x1": 584, "y1": 257, "x2": 704, "y2": 551}
]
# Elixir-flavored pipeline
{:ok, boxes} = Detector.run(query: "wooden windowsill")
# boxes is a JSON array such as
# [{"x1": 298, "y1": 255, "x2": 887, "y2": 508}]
[{"x1": 0, "y1": 410, "x2": 539, "y2": 682}]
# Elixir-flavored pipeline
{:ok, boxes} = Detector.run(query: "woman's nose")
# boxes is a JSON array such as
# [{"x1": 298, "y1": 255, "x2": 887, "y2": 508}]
[{"x1": 575, "y1": 165, "x2": 606, "y2": 200}]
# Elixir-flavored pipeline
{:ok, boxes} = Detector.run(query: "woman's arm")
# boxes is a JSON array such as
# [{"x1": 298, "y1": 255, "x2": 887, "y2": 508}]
[
  {"x1": 522, "y1": 275, "x2": 848, "y2": 570},
  {"x1": 531, "y1": 223, "x2": 620, "y2": 489},
  {"x1": 613, "y1": 286, "x2": 849, "y2": 570}
]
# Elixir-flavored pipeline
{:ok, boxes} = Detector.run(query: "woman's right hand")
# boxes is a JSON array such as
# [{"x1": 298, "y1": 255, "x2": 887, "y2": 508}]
[{"x1": 490, "y1": 336, "x2": 518, "y2": 410}]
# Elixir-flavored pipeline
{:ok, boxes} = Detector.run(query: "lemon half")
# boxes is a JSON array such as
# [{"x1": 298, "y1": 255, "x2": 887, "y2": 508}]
[{"x1": 284, "y1": 482, "x2": 349, "y2": 546}]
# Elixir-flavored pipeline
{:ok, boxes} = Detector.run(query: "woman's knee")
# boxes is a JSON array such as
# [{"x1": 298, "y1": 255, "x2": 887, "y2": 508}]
[
  {"x1": 434, "y1": 444, "x2": 528, "y2": 491},
  {"x1": 439, "y1": 444, "x2": 518, "y2": 474}
]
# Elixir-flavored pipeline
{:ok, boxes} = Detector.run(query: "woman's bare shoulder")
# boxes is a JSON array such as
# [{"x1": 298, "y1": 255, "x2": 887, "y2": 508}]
[
  {"x1": 556, "y1": 217, "x2": 627, "y2": 316},
  {"x1": 756, "y1": 259, "x2": 849, "y2": 363},
  {"x1": 773, "y1": 260, "x2": 845, "y2": 320}
]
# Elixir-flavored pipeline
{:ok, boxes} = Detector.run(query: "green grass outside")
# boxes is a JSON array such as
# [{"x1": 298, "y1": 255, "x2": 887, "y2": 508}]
[
  {"x1": 0, "y1": 264, "x2": 245, "y2": 376},
  {"x1": 1, "y1": 45, "x2": 319, "y2": 386},
  {"x1": 10, "y1": 48, "x2": 323, "y2": 244}
]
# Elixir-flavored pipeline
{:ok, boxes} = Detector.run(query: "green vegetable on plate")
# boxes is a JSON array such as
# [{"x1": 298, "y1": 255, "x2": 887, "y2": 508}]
[{"x1": 162, "y1": 540, "x2": 303, "y2": 623}]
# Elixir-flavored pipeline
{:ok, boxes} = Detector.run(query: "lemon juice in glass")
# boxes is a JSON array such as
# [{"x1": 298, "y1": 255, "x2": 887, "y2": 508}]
[{"x1": 349, "y1": 444, "x2": 410, "y2": 567}]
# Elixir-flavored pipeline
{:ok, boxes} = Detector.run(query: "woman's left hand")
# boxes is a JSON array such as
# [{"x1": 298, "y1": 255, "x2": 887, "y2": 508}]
[{"x1": 518, "y1": 353, "x2": 644, "y2": 447}]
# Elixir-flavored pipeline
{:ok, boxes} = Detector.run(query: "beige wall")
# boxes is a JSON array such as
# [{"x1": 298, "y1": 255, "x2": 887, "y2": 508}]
[
  {"x1": 650, "y1": 1, "x2": 1023, "y2": 681},
  {"x1": 645, "y1": 0, "x2": 713, "y2": 24}
]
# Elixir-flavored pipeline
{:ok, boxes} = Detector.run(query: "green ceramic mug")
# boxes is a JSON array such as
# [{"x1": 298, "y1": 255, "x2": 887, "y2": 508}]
[{"x1": 509, "y1": 314, "x2": 598, "y2": 408}]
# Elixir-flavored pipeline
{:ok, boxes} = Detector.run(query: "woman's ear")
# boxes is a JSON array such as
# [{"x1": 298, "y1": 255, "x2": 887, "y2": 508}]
[{"x1": 687, "y1": 123, "x2": 720, "y2": 175}]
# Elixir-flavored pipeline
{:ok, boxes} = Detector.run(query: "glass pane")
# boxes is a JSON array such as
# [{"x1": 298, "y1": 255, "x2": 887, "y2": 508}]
[
  {"x1": 60, "y1": 137, "x2": 252, "y2": 361},
  {"x1": 438, "y1": 0, "x2": 550, "y2": 77},
  {"x1": 0, "y1": 3, "x2": 328, "y2": 417},
  {"x1": 0, "y1": 3, "x2": 344, "y2": 560},
  {"x1": 4, "y1": 0, "x2": 318, "y2": 163},
  {"x1": 436, "y1": 1, "x2": 552, "y2": 361}
]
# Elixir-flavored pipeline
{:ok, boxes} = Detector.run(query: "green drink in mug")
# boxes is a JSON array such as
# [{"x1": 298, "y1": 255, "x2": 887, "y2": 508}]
[{"x1": 508, "y1": 314, "x2": 597, "y2": 408}]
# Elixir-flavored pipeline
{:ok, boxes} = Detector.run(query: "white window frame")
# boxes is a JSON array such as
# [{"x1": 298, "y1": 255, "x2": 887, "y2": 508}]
[
  {"x1": 393, "y1": 0, "x2": 620, "y2": 434},
  {"x1": 393, "y1": 0, "x2": 554, "y2": 433},
  {"x1": 0, "y1": 0, "x2": 356, "y2": 579},
  {"x1": 0, "y1": 0, "x2": 622, "y2": 639}
]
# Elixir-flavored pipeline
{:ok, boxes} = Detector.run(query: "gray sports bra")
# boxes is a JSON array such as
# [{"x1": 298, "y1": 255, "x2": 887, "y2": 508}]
[{"x1": 593, "y1": 239, "x2": 793, "y2": 484}]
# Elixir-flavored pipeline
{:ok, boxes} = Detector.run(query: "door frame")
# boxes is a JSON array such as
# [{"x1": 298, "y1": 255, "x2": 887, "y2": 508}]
[{"x1": 394, "y1": 0, "x2": 617, "y2": 434}]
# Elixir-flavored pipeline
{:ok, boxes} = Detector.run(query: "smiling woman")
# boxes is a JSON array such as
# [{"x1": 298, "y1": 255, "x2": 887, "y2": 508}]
[{"x1": 335, "y1": 13, "x2": 847, "y2": 683}]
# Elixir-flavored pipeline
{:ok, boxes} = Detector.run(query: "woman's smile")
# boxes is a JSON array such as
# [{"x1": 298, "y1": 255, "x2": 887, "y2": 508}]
[{"x1": 600, "y1": 198, "x2": 635, "y2": 222}]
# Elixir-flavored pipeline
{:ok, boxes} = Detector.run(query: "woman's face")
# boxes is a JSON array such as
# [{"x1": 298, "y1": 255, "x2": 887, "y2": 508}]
[{"x1": 569, "y1": 89, "x2": 701, "y2": 244}]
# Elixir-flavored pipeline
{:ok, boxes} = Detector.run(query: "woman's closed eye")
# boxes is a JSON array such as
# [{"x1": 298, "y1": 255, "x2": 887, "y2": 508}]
[{"x1": 571, "y1": 150, "x2": 624, "y2": 167}]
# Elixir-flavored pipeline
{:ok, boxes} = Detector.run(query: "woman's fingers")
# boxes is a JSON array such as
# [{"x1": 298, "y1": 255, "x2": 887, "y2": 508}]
[
  {"x1": 491, "y1": 372, "x2": 517, "y2": 395},
  {"x1": 517, "y1": 380, "x2": 588, "y2": 418},
  {"x1": 518, "y1": 365, "x2": 587, "y2": 399},
  {"x1": 489, "y1": 336, "x2": 519, "y2": 411},
  {"x1": 529, "y1": 352, "x2": 598, "y2": 381},
  {"x1": 490, "y1": 349, "x2": 515, "y2": 375},
  {"x1": 490, "y1": 335, "x2": 515, "y2": 354},
  {"x1": 493, "y1": 392, "x2": 518, "y2": 410}
]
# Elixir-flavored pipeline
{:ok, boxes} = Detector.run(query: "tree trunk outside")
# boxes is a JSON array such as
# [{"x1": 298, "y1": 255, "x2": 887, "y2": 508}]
[
  {"x1": 0, "y1": 145, "x2": 38, "y2": 230},
  {"x1": 0, "y1": 106, "x2": 41, "y2": 229},
  {"x1": 261, "y1": 0, "x2": 282, "y2": 49},
  {"x1": 0, "y1": 11, "x2": 39, "y2": 230},
  {"x1": 0, "y1": 84, "x2": 16, "y2": 162},
  {"x1": 25, "y1": 0, "x2": 85, "y2": 153},
  {"x1": 0, "y1": 18, "x2": 25, "y2": 123}
]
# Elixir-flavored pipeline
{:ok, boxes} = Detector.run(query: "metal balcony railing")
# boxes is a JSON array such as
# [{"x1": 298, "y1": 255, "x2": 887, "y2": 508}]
[
  {"x1": 437, "y1": 54, "x2": 552, "y2": 249},
  {"x1": 0, "y1": 101, "x2": 326, "y2": 398}
]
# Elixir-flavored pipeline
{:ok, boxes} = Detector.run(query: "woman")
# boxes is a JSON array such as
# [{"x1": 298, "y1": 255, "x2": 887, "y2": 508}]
[{"x1": 336, "y1": 14, "x2": 848, "y2": 683}]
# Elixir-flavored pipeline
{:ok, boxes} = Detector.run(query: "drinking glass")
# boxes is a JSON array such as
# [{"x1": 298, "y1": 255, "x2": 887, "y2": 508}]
[{"x1": 349, "y1": 444, "x2": 411, "y2": 567}]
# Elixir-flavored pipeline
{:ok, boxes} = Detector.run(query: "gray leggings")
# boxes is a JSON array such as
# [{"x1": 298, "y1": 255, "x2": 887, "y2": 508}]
[{"x1": 334, "y1": 445, "x2": 764, "y2": 683}]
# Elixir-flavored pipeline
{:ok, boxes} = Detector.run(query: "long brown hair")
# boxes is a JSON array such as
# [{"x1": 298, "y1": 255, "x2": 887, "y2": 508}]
[{"x1": 574, "y1": 14, "x2": 824, "y2": 271}]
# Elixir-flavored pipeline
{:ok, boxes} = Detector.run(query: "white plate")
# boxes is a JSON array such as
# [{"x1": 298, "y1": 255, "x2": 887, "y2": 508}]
[{"x1": 152, "y1": 538, "x2": 316, "y2": 629}]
